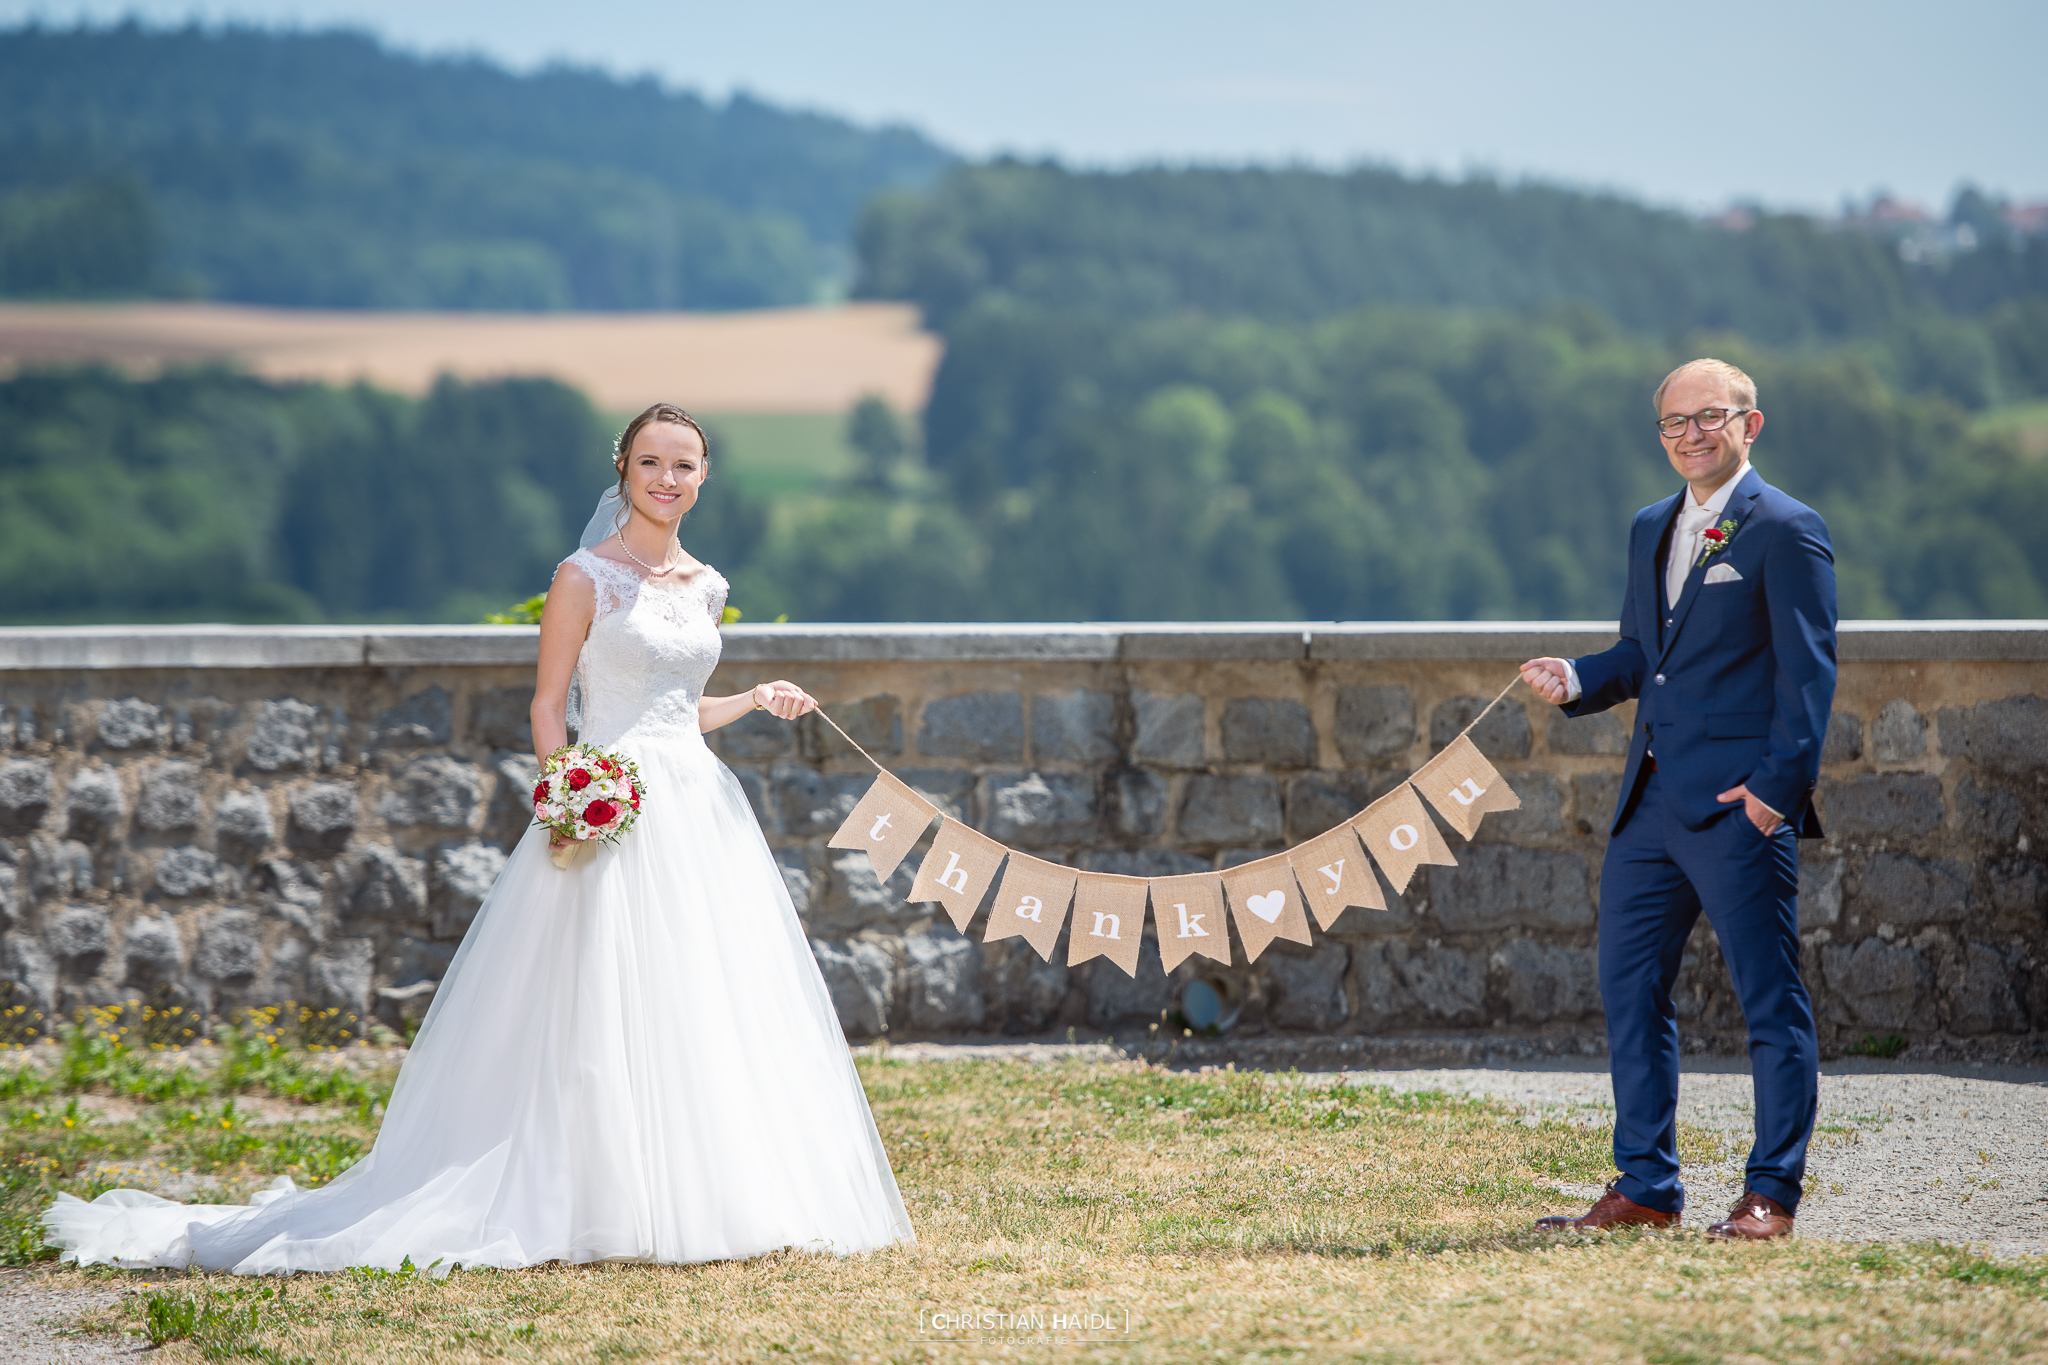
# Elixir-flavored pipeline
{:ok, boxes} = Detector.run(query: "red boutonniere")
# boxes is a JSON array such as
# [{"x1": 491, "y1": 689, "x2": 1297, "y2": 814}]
[{"x1": 1694, "y1": 516, "x2": 1740, "y2": 567}]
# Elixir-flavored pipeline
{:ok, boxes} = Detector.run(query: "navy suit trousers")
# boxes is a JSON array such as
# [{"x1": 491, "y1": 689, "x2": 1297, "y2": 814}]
[{"x1": 1599, "y1": 766, "x2": 1817, "y2": 1214}]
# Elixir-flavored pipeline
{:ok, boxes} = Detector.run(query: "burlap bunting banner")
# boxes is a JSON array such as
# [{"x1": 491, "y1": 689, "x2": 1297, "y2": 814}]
[
  {"x1": 826, "y1": 771, "x2": 937, "y2": 883},
  {"x1": 1411, "y1": 734, "x2": 1521, "y2": 840},
  {"x1": 1220, "y1": 855, "x2": 1315, "y2": 962},
  {"x1": 983, "y1": 852, "x2": 1078, "y2": 961},
  {"x1": 1284, "y1": 824, "x2": 1384, "y2": 930},
  {"x1": 907, "y1": 816, "x2": 1010, "y2": 932},
  {"x1": 1348, "y1": 782, "x2": 1456, "y2": 894},
  {"x1": 1150, "y1": 872, "x2": 1232, "y2": 973},
  {"x1": 1069, "y1": 872, "x2": 1148, "y2": 976}
]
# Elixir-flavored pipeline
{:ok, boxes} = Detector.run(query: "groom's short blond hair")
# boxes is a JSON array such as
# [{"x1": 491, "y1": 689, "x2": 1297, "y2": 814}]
[{"x1": 1654, "y1": 358, "x2": 1757, "y2": 412}]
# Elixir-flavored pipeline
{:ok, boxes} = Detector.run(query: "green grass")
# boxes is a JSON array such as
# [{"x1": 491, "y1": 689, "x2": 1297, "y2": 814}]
[{"x1": 694, "y1": 411, "x2": 858, "y2": 500}]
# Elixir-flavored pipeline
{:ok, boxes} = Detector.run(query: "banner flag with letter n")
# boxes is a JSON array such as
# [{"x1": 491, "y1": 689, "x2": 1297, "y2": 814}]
[
  {"x1": 1150, "y1": 872, "x2": 1231, "y2": 973},
  {"x1": 1410, "y1": 733, "x2": 1520, "y2": 840},
  {"x1": 1349, "y1": 783, "x2": 1456, "y2": 894},
  {"x1": 983, "y1": 852, "x2": 1078, "y2": 961},
  {"x1": 827, "y1": 772, "x2": 939, "y2": 884},
  {"x1": 1220, "y1": 854, "x2": 1315, "y2": 962},
  {"x1": 1285, "y1": 825, "x2": 1385, "y2": 930},
  {"x1": 1069, "y1": 872, "x2": 1148, "y2": 976},
  {"x1": 906, "y1": 817, "x2": 1010, "y2": 932}
]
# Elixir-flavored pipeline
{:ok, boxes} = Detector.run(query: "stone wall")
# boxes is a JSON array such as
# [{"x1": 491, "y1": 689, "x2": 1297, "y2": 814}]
[{"x1": 1, "y1": 622, "x2": 2043, "y2": 1060}]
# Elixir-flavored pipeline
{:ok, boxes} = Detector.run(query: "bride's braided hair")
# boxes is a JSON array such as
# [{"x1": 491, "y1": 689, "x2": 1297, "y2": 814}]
[{"x1": 613, "y1": 403, "x2": 711, "y2": 501}]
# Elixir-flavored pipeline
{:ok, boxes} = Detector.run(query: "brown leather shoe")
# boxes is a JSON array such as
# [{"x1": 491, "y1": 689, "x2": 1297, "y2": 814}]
[
  {"x1": 1535, "y1": 1180, "x2": 1681, "y2": 1232},
  {"x1": 1706, "y1": 1190, "x2": 1794, "y2": 1241}
]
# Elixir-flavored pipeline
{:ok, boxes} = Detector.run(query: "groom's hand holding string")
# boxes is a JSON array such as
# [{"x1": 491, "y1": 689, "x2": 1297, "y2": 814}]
[{"x1": 1519, "y1": 657, "x2": 1573, "y2": 705}]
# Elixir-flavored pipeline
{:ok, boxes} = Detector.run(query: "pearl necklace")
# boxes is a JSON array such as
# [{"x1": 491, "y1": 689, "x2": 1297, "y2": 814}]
[{"x1": 614, "y1": 530, "x2": 679, "y2": 576}]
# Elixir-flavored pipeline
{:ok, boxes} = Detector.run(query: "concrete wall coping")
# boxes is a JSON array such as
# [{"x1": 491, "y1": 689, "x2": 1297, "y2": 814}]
[{"x1": 2, "y1": 619, "x2": 2044, "y2": 671}]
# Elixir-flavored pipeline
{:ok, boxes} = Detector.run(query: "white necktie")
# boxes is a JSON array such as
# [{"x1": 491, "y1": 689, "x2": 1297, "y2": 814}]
[{"x1": 1667, "y1": 503, "x2": 1716, "y2": 610}]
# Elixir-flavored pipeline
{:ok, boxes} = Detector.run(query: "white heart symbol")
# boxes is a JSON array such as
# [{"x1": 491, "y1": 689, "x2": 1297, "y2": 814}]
[{"x1": 1246, "y1": 891, "x2": 1285, "y2": 923}]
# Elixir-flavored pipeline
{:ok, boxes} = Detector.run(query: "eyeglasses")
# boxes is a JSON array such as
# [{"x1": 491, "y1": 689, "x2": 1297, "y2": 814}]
[{"x1": 1657, "y1": 407, "x2": 1751, "y2": 438}]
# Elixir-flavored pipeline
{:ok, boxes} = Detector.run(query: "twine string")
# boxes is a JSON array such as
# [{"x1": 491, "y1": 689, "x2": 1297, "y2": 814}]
[
  {"x1": 1452, "y1": 672, "x2": 1526, "y2": 744},
  {"x1": 811, "y1": 705, "x2": 888, "y2": 773}
]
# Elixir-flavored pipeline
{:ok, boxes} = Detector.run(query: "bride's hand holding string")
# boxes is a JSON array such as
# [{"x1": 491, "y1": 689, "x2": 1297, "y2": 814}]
[{"x1": 752, "y1": 680, "x2": 818, "y2": 720}]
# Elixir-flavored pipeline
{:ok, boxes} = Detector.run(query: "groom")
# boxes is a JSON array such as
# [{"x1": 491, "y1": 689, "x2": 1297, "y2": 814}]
[{"x1": 1521, "y1": 357, "x2": 1836, "y2": 1241}]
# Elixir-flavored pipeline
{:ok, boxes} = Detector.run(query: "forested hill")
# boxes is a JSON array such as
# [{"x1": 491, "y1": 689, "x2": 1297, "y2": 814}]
[
  {"x1": 857, "y1": 160, "x2": 2048, "y2": 344},
  {"x1": 0, "y1": 23, "x2": 954, "y2": 308}
]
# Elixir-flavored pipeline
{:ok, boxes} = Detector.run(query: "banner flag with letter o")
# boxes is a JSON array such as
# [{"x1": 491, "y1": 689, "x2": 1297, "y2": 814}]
[{"x1": 1349, "y1": 783, "x2": 1456, "y2": 894}]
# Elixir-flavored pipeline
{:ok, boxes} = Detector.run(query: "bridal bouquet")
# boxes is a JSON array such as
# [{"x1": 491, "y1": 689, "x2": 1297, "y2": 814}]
[{"x1": 533, "y1": 745, "x2": 644, "y2": 869}]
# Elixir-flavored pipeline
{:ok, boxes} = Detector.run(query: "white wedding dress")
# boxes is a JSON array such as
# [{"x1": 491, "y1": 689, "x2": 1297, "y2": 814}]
[{"x1": 45, "y1": 550, "x2": 914, "y2": 1273}]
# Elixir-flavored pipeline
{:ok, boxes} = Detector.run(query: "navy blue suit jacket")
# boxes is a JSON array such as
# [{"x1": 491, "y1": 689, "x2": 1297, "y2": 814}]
[{"x1": 1567, "y1": 465, "x2": 1837, "y2": 838}]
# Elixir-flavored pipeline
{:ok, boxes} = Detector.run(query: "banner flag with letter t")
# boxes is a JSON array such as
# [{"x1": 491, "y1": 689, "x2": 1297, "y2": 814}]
[{"x1": 827, "y1": 772, "x2": 938, "y2": 884}]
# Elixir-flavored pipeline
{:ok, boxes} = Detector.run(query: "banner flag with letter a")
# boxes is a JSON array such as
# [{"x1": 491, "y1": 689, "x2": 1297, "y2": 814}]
[
  {"x1": 1349, "y1": 783, "x2": 1456, "y2": 894},
  {"x1": 1069, "y1": 872, "x2": 1148, "y2": 976},
  {"x1": 1220, "y1": 854, "x2": 1315, "y2": 962},
  {"x1": 827, "y1": 772, "x2": 939, "y2": 884},
  {"x1": 1285, "y1": 825, "x2": 1385, "y2": 930},
  {"x1": 1150, "y1": 872, "x2": 1232, "y2": 973},
  {"x1": 1410, "y1": 733, "x2": 1521, "y2": 840},
  {"x1": 982, "y1": 852, "x2": 1078, "y2": 961},
  {"x1": 906, "y1": 817, "x2": 1010, "y2": 932}
]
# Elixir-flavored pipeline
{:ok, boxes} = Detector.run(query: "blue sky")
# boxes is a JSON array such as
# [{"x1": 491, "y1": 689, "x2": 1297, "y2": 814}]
[{"x1": 4, "y1": 0, "x2": 2042, "y2": 212}]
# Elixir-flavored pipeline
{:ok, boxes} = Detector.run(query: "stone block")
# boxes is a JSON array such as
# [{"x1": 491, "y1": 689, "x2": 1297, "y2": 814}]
[
  {"x1": 2, "y1": 931, "x2": 56, "y2": 1013},
  {"x1": 1262, "y1": 941, "x2": 1350, "y2": 1030},
  {"x1": 1846, "y1": 853, "x2": 1970, "y2": 926},
  {"x1": 1822, "y1": 938, "x2": 1925, "y2": 1029},
  {"x1": 1086, "y1": 938, "x2": 1172, "y2": 1027},
  {"x1": 1284, "y1": 771, "x2": 1379, "y2": 843},
  {"x1": 1987, "y1": 858, "x2": 2044, "y2": 919},
  {"x1": 1335, "y1": 686, "x2": 1416, "y2": 764},
  {"x1": 48, "y1": 905, "x2": 111, "y2": 977},
  {"x1": 1872, "y1": 699, "x2": 1928, "y2": 763},
  {"x1": 1821, "y1": 710, "x2": 1863, "y2": 765},
  {"x1": 139, "y1": 761, "x2": 205, "y2": 834},
  {"x1": 771, "y1": 765, "x2": 873, "y2": 838},
  {"x1": 65, "y1": 767, "x2": 125, "y2": 842},
  {"x1": 1351, "y1": 942, "x2": 1418, "y2": 1028},
  {"x1": 380, "y1": 756, "x2": 484, "y2": 829},
  {"x1": 898, "y1": 769, "x2": 976, "y2": 824},
  {"x1": 988, "y1": 771, "x2": 1100, "y2": 847},
  {"x1": 1133, "y1": 691, "x2": 1205, "y2": 768},
  {"x1": 255, "y1": 859, "x2": 327, "y2": 938},
  {"x1": 97, "y1": 698, "x2": 162, "y2": 750},
  {"x1": 1111, "y1": 770, "x2": 1167, "y2": 840},
  {"x1": 121, "y1": 916, "x2": 184, "y2": 988},
  {"x1": 714, "y1": 707, "x2": 798, "y2": 761},
  {"x1": 1953, "y1": 777, "x2": 2023, "y2": 844},
  {"x1": 1493, "y1": 938, "x2": 1599, "y2": 1022},
  {"x1": 1032, "y1": 690, "x2": 1118, "y2": 763},
  {"x1": 196, "y1": 909, "x2": 261, "y2": 982},
  {"x1": 468, "y1": 686, "x2": 534, "y2": 752},
  {"x1": 1221, "y1": 697, "x2": 1316, "y2": 767},
  {"x1": 371, "y1": 686, "x2": 451, "y2": 751},
  {"x1": 1470, "y1": 770, "x2": 1564, "y2": 843},
  {"x1": 309, "y1": 938, "x2": 374, "y2": 1016},
  {"x1": 1177, "y1": 774, "x2": 1283, "y2": 846},
  {"x1": 1081, "y1": 849, "x2": 1209, "y2": 878},
  {"x1": 28, "y1": 836, "x2": 93, "y2": 899},
  {"x1": 286, "y1": 783, "x2": 358, "y2": 857},
  {"x1": 0, "y1": 864, "x2": 16, "y2": 928},
  {"x1": 1820, "y1": 774, "x2": 1943, "y2": 839},
  {"x1": 1939, "y1": 696, "x2": 2048, "y2": 775},
  {"x1": 483, "y1": 752, "x2": 542, "y2": 851},
  {"x1": 730, "y1": 767, "x2": 774, "y2": 831},
  {"x1": 430, "y1": 841, "x2": 506, "y2": 940},
  {"x1": 346, "y1": 844, "x2": 424, "y2": 922},
  {"x1": 917, "y1": 692, "x2": 1024, "y2": 763},
  {"x1": 1799, "y1": 855, "x2": 1843, "y2": 929},
  {"x1": 1427, "y1": 847, "x2": 1594, "y2": 933},
  {"x1": 903, "y1": 929, "x2": 985, "y2": 1032},
  {"x1": 800, "y1": 695, "x2": 903, "y2": 764},
  {"x1": 0, "y1": 759, "x2": 53, "y2": 835},
  {"x1": 1391, "y1": 941, "x2": 1485, "y2": 1023},
  {"x1": 1572, "y1": 772, "x2": 1625, "y2": 838},
  {"x1": 155, "y1": 846, "x2": 223, "y2": 898},
  {"x1": 1950, "y1": 942, "x2": 2028, "y2": 1036},
  {"x1": 814, "y1": 850, "x2": 919, "y2": 934},
  {"x1": 1547, "y1": 710, "x2": 1628, "y2": 756},
  {"x1": 982, "y1": 938, "x2": 1070, "y2": 1032},
  {"x1": 248, "y1": 699, "x2": 323, "y2": 772},
  {"x1": 381, "y1": 936, "x2": 456, "y2": 990},
  {"x1": 1431, "y1": 697, "x2": 1531, "y2": 761},
  {"x1": 214, "y1": 787, "x2": 275, "y2": 855},
  {"x1": 810, "y1": 938, "x2": 894, "y2": 1037},
  {"x1": 774, "y1": 847, "x2": 816, "y2": 918}
]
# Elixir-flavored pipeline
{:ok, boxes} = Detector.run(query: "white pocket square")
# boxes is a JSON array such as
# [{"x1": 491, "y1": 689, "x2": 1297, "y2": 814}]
[{"x1": 1703, "y1": 563, "x2": 1744, "y2": 585}]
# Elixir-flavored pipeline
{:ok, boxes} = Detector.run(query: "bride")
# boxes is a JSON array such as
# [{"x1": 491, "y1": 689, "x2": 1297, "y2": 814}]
[{"x1": 45, "y1": 403, "x2": 915, "y2": 1272}]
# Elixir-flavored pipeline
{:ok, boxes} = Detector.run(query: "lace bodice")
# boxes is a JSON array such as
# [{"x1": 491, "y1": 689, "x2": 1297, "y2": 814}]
[{"x1": 563, "y1": 548, "x2": 728, "y2": 747}]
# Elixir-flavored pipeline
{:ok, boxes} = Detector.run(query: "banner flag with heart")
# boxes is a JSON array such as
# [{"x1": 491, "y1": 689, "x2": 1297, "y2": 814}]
[
  {"x1": 1410, "y1": 733, "x2": 1521, "y2": 840},
  {"x1": 1219, "y1": 855, "x2": 1315, "y2": 962},
  {"x1": 906, "y1": 816, "x2": 1011, "y2": 932},
  {"x1": 1150, "y1": 872, "x2": 1232, "y2": 972},
  {"x1": 983, "y1": 852, "x2": 1079, "y2": 961},
  {"x1": 1349, "y1": 783, "x2": 1456, "y2": 894},
  {"x1": 1069, "y1": 872, "x2": 1148, "y2": 976},
  {"x1": 1285, "y1": 824, "x2": 1385, "y2": 930},
  {"x1": 826, "y1": 771, "x2": 939, "y2": 884}
]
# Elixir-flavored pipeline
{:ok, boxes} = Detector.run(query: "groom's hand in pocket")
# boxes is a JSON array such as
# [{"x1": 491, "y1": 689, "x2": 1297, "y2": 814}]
[{"x1": 1717, "y1": 784, "x2": 1784, "y2": 835}]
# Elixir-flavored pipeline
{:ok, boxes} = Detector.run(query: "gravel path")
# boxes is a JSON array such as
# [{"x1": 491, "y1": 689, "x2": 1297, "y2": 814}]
[{"x1": 0, "y1": 1270, "x2": 142, "y2": 1362}]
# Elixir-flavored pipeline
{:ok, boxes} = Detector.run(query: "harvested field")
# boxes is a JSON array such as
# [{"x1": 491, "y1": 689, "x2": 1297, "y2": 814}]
[{"x1": 0, "y1": 302, "x2": 940, "y2": 413}]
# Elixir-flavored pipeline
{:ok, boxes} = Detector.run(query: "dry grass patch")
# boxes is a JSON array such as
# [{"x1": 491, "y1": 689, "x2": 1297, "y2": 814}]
[{"x1": 27, "y1": 1057, "x2": 2048, "y2": 1362}]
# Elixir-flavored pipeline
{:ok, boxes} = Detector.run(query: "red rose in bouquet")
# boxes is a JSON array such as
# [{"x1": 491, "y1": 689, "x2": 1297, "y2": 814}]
[{"x1": 533, "y1": 745, "x2": 645, "y2": 869}]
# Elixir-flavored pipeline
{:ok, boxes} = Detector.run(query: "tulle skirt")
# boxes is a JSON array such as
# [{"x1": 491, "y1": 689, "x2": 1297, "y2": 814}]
[{"x1": 42, "y1": 734, "x2": 914, "y2": 1273}]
